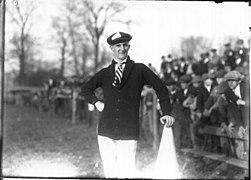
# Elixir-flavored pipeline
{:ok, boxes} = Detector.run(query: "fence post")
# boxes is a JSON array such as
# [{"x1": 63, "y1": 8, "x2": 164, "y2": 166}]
[{"x1": 72, "y1": 87, "x2": 77, "y2": 124}]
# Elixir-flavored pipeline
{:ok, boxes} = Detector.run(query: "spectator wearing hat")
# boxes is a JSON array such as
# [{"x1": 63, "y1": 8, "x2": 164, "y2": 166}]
[
  {"x1": 171, "y1": 74, "x2": 192, "y2": 149},
  {"x1": 189, "y1": 75, "x2": 206, "y2": 148},
  {"x1": 190, "y1": 74, "x2": 214, "y2": 148},
  {"x1": 160, "y1": 56, "x2": 172, "y2": 81},
  {"x1": 162, "y1": 78, "x2": 181, "y2": 147},
  {"x1": 183, "y1": 86, "x2": 200, "y2": 149},
  {"x1": 223, "y1": 61, "x2": 232, "y2": 73},
  {"x1": 167, "y1": 54, "x2": 173, "y2": 62},
  {"x1": 160, "y1": 55, "x2": 168, "y2": 76},
  {"x1": 164, "y1": 78, "x2": 177, "y2": 102},
  {"x1": 186, "y1": 56, "x2": 196, "y2": 75},
  {"x1": 209, "y1": 49, "x2": 224, "y2": 72},
  {"x1": 223, "y1": 71, "x2": 247, "y2": 123},
  {"x1": 203, "y1": 70, "x2": 227, "y2": 153},
  {"x1": 193, "y1": 53, "x2": 209, "y2": 76},
  {"x1": 204, "y1": 70, "x2": 227, "y2": 123},
  {"x1": 173, "y1": 74, "x2": 192, "y2": 103},
  {"x1": 81, "y1": 31, "x2": 174, "y2": 178},
  {"x1": 171, "y1": 58, "x2": 182, "y2": 79},
  {"x1": 222, "y1": 70, "x2": 248, "y2": 159},
  {"x1": 235, "y1": 39, "x2": 248, "y2": 67},
  {"x1": 223, "y1": 43, "x2": 236, "y2": 70},
  {"x1": 179, "y1": 57, "x2": 188, "y2": 77},
  {"x1": 198, "y1": 73, "x2": 217, "y2": 122},
  {"x1": 191, "y1": 75, "x2": 201, "y2": 88}
]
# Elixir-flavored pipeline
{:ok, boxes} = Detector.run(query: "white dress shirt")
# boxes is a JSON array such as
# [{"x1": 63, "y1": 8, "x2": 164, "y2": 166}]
[{"x1": 234, "y1": 84, "x2": 242, "y2": 99}]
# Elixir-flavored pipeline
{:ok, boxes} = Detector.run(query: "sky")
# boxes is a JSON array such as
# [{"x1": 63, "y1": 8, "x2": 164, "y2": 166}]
[{"x1": 5, "y1": 0, "x2": 251, "y2": 73}]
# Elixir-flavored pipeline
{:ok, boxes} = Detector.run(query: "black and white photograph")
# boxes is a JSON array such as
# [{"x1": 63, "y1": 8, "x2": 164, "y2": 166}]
[{"x1": 0, "y1": 0, "x2": 250, "y2": 179}]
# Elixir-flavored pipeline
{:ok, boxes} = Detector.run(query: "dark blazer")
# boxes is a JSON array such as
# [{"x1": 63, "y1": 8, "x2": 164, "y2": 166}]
[{"x1": 81, "y1": 57, "x2": 171, "y2": 140}]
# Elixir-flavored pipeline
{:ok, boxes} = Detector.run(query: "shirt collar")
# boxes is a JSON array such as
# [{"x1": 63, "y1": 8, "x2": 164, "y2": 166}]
[
  {"x1": 113, "y1": 56, "x2": 128, "y2": 64},
  {"x1": 204, "y1": 84, "x2": 211, "y2": 92}
]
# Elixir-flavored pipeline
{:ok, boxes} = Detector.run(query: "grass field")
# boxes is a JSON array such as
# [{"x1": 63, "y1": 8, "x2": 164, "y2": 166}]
[
  {"x1": 3, "y1": 104, "x2": 102, "y2": 178},
  {"x1": 2, "y1": 104, "x2": 158, "y2": 178},
  {"x1": 2, "y1": 104, "x2": 248, "y2": 179}
]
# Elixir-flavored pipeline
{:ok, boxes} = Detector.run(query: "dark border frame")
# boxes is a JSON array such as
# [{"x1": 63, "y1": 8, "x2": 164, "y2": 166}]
[{"x1": 0, "y1": 0, "x2": 6, "y2": 178}]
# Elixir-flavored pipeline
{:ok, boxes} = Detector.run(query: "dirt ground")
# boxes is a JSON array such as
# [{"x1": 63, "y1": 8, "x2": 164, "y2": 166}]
[{"x1": 2, "y1": 104, "x2": 249, "y2": 179}]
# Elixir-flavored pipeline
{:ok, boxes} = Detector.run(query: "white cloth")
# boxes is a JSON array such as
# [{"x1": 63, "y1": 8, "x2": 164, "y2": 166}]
[
  {"x1": 233, "y1": 84, "x2": 242, "y2": 99},
  {"x1": 98, "y1": 135, "x2": 137, "y2": 178},
  {"x1": 153, "y1": 127, "x2": 181, "y2": 179}
]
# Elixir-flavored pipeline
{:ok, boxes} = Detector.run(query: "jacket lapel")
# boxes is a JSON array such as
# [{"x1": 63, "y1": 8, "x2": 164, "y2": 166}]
[{"x1": 108, "y1": 60, "x2": 116, "y2": 84}]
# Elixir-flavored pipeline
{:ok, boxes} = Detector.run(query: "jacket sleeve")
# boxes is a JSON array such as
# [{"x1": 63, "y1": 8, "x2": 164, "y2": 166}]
[
  {"x1": 224, "y1": 88, "x2": 239, "y2": 104},
  {"x1": 80, "y1": 69, "x2": 104, "y2": 105},
  {"x1": 141, "y1": 64, "x2": 171, "y2": 116},
  {"x1": 196, "y1": 91, "x2": 204, "y2": 113},
  {"x1": 197, "y1": 88, "x2": 209, "y2": 113},
  {"x1": 205, "y1": 94, "x2": 214, "y2": 110}
]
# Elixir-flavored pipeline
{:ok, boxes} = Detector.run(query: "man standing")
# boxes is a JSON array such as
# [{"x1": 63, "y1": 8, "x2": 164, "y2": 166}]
[
  {"x1": 223, "y1": 43, "x2": 236, "y2": 70},
  {"x1": 81, "y1": 32, "x2": 175, "y2": 178},
  {"x1": 235, "y1": 39, "x2": 248, "y2": 67}
]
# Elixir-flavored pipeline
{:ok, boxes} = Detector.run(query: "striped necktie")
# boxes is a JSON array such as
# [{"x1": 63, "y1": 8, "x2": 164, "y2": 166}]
[{"x1": 113, "y1": 62, "x2": 125, "y2": 87}]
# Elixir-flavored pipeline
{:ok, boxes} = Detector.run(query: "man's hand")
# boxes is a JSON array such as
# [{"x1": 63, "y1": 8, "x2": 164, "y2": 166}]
[
  {"x1": 88, "y1": 104, "x2": 95, "y2": 111},
  {"x1": 238, "y1": 126, "x2": 247, "y2": 138},
  {"x1": 227, "y1": 122, "x2": 235, "y2": 137},
  {"x1": 95, "y1": 101, "x2": 104, "y2": 112},
  {"x1": 160, "y1": 115, "x2": 175, "y2": 128},
  {"x1": 203, "y1": 109, "x2": 210, "y2": 117},
  {"x1": 236, "y1": 99, "x2": 245, "y2": 106}
]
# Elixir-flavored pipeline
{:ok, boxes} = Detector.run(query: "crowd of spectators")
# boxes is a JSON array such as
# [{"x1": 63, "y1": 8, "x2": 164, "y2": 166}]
[
  {"x1": 7, "y1": 38, "x2": 249, "y2": 162},
  {"x1": 147, "y1": 38, "x2": 249, "y2": 161}
]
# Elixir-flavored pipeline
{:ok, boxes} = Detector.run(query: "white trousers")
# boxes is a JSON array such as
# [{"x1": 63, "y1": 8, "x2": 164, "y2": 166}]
[{"x1": 98, "y1": 135, "x2": 137, "y2": 178}]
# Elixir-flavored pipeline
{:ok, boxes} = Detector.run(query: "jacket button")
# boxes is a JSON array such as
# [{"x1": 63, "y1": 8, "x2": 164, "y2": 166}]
[
  {"x1": 117, "y1": 99, "x2": 121, "y2": 102},
  {"x1": 116, "y1": 108, "x2": 119, "y2": 112}
]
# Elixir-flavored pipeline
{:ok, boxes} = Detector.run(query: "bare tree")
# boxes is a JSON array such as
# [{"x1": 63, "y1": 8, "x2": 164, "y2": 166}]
[
  {"x1": 79, "y1": 0, "x2": 129, "y2": 73},
  {"x1": 7, "y1": 0, "x2": 35, "y2": 85},
  {"x1": 52, "y1": 17, "x2": 69, "y2": 78},
  {"x1": 80, "y1": 42, "x2": 93, "y2": 76},
  {"x1": 180, "y1": 36, "x2": 212, "y2": 61},
  {"x1": 58, "y1": 0, "x2": 89, "y2": 77},
  {"x1": 67, "y1": 15, "x2": 81, "y2": 77},
  {"x1": 51, "y1": 0, "x2": 130, "y2": 76}
]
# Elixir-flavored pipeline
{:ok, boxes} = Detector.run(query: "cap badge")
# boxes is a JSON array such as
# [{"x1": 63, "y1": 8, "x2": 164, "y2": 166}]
[{"x1": 112, "y1": 32, "x2": 121, "y2": 40}]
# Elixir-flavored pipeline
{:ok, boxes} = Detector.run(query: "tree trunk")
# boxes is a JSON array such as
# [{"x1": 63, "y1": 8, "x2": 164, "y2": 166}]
[
  {"x1": 72, "y1": 46, "x2": 80, "y2": 77},
  {"x1": 94, "y1": 36, "x2": 99, "y2": 73},
  {"x1": 68, "y1": 18, "x2": 80, "y2": 77},
  {"x1": 81, "y1": 44, "x2": 87, "y2": 76},
  {"x1": 59, "y1": 38, "x2": 66, "y2": 78},
  {"x1": 19, "y1": 28, "x2": 26, "y2": 86}
]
